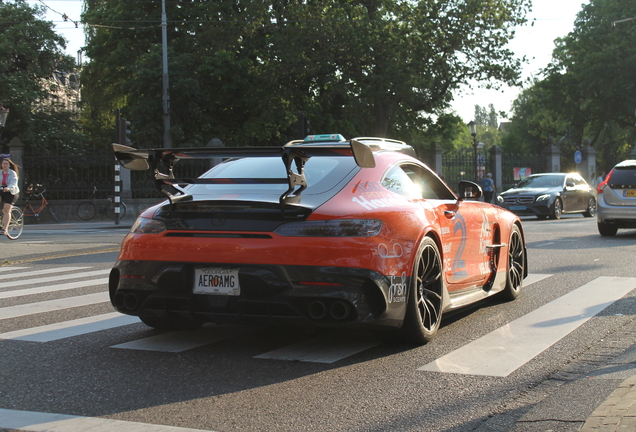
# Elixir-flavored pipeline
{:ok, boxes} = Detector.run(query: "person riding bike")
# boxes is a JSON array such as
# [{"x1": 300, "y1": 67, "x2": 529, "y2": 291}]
[{"x1": 1, "y1": 158, "x2": 20, "y2": 235}]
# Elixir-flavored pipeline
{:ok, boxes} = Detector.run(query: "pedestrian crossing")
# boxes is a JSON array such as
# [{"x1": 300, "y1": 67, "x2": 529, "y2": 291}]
[{"x1": 1, "y1": 265, "x2": 635, "y2": 370}]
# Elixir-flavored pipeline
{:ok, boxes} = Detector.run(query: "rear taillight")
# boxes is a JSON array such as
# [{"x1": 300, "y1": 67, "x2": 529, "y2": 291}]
[{"x1": 597, "y1": 181, "x2": 607, "y2": 193}]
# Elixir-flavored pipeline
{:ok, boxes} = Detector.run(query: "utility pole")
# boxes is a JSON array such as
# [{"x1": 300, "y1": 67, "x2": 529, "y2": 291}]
[{"x1": 161, "y1": 0, "x2": 171, "y2": 148}]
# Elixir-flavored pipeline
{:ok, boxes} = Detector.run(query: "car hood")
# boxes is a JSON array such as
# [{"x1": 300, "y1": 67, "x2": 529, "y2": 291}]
[{"x1": 499, "y1": 187, "x2": 556, "y2": 197}]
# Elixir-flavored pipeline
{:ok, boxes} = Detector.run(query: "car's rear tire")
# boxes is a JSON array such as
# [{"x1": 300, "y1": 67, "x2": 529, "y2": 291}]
[
  {"x1": 583, "y1": 198, "x2": 596, "y2": 217},
  {"x1": 399, "y1": 237, "x2": 444, "y2": 345},
  {"x1": 500, "y1": 225, "x2": 524, "y2": 301},
  {"x1": 550, "y1": 198, "x2": 562, "y2": 220},
  {"x1": 140, "y1": 316, "x2": 202, "y2": 331},
  {"x1": 598, "y1": 222, "x2": 618, "y2": 236}
]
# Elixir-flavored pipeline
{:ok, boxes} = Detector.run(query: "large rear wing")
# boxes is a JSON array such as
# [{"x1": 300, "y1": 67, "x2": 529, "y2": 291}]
[{"x1": 112, "y1": 139, "x2": 377, "y2": 207}]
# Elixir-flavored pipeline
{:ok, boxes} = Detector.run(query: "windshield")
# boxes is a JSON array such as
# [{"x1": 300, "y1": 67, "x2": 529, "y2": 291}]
[{"x1": 517, "y1": 175, "x2": 565, "y2": 189}]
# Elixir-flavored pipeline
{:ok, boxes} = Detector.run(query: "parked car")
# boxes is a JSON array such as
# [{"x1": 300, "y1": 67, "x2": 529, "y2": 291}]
[
  {"x1": 110, "y1": 134, "x2": 528, "y2": 345},
  {"x1": 496, "y1": 173, "x2": 596, "y2": 220},
  {"x1": 597, "y1": 160, "x2": 636, "y2": 236}
]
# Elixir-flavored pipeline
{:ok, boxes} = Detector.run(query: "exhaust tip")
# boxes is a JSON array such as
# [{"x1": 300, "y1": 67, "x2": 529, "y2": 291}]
[
  {"x1": 308, "y1": 301, "x2": 327, "y2": 320},
  {"x1": 123, "y1": 293, "x2": 139, "y2": 311},
  {"x1": 330, "y1": 301, "x2": 351, "y2": 320}
]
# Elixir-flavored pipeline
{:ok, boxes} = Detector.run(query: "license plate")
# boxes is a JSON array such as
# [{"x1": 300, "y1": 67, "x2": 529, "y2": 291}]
[
  {"x1": 624, "y1": 190, "x2": 636, "y2": 197},
  {"x1": 193, "y1": 267, "x2": 240, "y2": 296},
  {"x1": 509, "y1": 205, "x2": 526, "y2": 210}
]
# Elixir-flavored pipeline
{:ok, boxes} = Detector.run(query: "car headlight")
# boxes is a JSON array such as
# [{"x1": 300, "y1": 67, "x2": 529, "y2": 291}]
[
  {"x1": 130, "y1": 217, "x2": 167, "y2": 234},
  {"x1": 535, "y1": 194, "x2": 550, "y2": 202},
  {"x1": 496, "y1": 195, "x2": 504, "y2": 204},
  {"x1": 274, "y1": 219, "x2": 382, "y2": 237}
]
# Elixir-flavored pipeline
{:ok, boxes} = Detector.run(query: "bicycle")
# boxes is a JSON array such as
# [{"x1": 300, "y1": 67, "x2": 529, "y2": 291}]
[
  {"x1": 76, "y1": 186, "x2": 127, "y2": 221},
  {"x1": 22, "y1": 184, "x2": 60, "y2": 223},
  {"x1": 0, "y1": 206, "x2": 24, "y2": 240}
]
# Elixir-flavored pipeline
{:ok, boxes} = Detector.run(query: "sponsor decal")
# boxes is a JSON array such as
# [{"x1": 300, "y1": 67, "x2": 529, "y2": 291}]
[{"x1": 388, "y1": 272, "x2": 408, "y2": 303}]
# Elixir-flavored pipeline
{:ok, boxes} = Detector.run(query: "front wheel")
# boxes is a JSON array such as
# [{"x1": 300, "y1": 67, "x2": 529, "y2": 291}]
[
  {"x1": 500, "y1": 224, "x2": 525, "y2": 301},
  {"x1": 107, "y1": 201, "x2": 127, "y2": 220},
  {"x1": 77, "y1": 201, "x2": 97, "y2": 221},
  {"x1": 6, "y1": 207, "x2": 24, "y2": 240},
  {"x1": 583, "y1": 197, "x2": 596, "y2": 217},
  {"x1": 550, "y1": 198, "x2": 562, "y2": 220},
  {"x1": 399, "y1": 237, "x2": 444, "y2": 345}
]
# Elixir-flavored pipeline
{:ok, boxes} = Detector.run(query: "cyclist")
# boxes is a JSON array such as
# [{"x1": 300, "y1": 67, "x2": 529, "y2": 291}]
[{"x1": 1, "y1": 158, "x2": 20, "y2": 235}]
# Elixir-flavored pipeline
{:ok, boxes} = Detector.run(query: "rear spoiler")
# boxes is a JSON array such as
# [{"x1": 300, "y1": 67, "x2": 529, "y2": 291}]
[{"x1": 112, "y1": 140, "x2": 375, "y2": 208}]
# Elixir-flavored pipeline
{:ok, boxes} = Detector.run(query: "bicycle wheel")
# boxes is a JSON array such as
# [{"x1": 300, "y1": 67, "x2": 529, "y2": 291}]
[
  {"x1": 107, "y1": 201, "x2": 127, "y2": 220},
  {"x1": 77, "y1": 201, "x2": 97, "y2": 221},
  {"x1": 6, "y1": 207, "x2": 24, "y2": 240},
  {"x1": 47, "y1": 202, "x2": 60, "y2": 223}
]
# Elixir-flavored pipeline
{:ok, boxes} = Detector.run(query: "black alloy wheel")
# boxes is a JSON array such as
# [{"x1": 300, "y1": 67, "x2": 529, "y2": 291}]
[
  {"x1": 399, "y1": 237, "x2": 444, "y2": 345},
  {"x1": 583, "y1": 197, "x2": 596, "y2": 217},
  {"x1": 550, "y1": 198, "x2": 562, "y2": 220},
  {"x1": 501, "y1": 224, "x2": 524, "y2": 301}
]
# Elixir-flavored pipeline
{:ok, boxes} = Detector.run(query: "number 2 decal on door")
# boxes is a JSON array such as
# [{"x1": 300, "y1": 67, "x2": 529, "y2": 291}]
[{"x1": 451, "y1": 212, "x2": 468, "y2": 278}]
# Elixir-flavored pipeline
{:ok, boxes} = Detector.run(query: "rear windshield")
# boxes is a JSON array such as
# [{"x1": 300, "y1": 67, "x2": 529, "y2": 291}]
[
  {"x1": 188, "y1": 156, "x2": 359, "y2": 196},
  {"x1": 608, "y1": 167, "x2": 636, "y2": 187}
]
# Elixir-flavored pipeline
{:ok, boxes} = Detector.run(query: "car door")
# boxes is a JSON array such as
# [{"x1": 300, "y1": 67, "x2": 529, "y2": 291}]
[{"x1": 382, "y1": 164, "x2": 491, "y2": 291}]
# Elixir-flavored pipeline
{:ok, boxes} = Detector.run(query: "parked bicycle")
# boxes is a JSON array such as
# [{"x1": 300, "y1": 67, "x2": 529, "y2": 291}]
[
  {"x1": 76, "y1": 186, "x2": 127, "y2": 221},
  {"x1": 0, "y1": 206, "x2": 24, "y2": 239},
  {"x1": 22, "y1": 184, "x2": 60, "y2": 223}
]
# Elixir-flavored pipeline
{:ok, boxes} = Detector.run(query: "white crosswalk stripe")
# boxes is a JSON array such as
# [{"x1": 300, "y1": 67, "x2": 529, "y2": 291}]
[
  {"x1": 418, "y1": 276, "x2": 636, "y2": 377},
  {"x1": 0, "y1": 312, "x2": 140, "y2": 342},
  {"x1": 0, "y1": 408, "x2": 219, "y2": 432},
  {"x1": 0, "y1": 269, "x2": 110, "y2": 289},
  {"x1": 0, "y1": 278, "x2": 109, "y2": 299},
  {"x1": 0, "y1": 292, "x2": 109, "y2": 320}
]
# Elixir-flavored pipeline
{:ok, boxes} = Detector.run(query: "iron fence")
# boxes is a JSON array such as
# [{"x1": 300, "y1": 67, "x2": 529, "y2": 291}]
[
  {"x1": 22, "y1": 154, "x2": 219, "y2": 200},
  {"x1": 501, "y1": 153, "x2": 545, "y2": 191},
  {"x1": 442, "y1": 148, "x2": 490, "y2": 193}
]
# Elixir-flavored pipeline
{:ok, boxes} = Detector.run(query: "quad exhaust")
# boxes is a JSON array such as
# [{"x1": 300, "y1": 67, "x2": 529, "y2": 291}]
[
  {"x1": 113, "y1": 292, "x2": 140, "y2": 311},
  {"x1": 308, "y1": 300, "x2": 352, "y2": 321}
]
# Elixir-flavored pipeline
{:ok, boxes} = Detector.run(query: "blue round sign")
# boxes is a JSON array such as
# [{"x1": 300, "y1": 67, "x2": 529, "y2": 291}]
[{"x1": 574, "y1": 150, "x2": 582, "y2": 164}]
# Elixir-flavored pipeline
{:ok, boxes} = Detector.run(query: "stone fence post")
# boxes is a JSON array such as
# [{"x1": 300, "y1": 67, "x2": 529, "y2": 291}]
[
  {"x1": 580, "y1": 138, "x2": 596, "y2": 184},
  {"x1": 542, "y1": 138, "x2": 561, "y2": 173},
  {"x1": 489, "y1": 145, "x2": 503, "y2": 193}
]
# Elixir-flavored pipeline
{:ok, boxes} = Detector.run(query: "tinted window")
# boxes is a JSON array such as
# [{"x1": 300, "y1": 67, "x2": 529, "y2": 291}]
[
  {"x1": 609, "y1": 167, "x2": 636, "y2": 187},
  {"x1": 189, "y1": 156, "x2": 358, "y2": 195},
  {"x1": 382, "y1": 164, "x2": 455, "y2": 200}
]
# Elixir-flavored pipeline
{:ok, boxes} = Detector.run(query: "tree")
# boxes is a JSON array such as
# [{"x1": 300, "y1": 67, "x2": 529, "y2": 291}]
[
  {"x1": 81, "y1": 0, "x2": 531, "y2": 149},
  {"x1": 506, "y1": 0, "x2": 636, "y2": 168},
  {"x1": 0, "y1": 0, "x2": 80, "y2": 153}
]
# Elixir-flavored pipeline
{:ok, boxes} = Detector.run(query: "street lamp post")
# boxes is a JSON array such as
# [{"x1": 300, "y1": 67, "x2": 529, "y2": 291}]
[{"x1": 467, "y1": 121, "x2": 478, "y2": 182}]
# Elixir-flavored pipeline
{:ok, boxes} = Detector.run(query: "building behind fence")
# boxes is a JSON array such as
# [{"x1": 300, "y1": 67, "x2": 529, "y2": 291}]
[{"x1": 5, "y1": 135, "x2": 630, "y2": 221}]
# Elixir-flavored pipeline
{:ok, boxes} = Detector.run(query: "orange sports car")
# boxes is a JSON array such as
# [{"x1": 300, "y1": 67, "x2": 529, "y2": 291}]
[{"x1": 110, "y1": 134, "x2": 527, "y2": 344}]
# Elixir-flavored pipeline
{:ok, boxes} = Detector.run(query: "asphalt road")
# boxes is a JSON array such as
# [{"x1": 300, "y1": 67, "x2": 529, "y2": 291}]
[{"x1": 1, "y1": 216, "x2": 635, "y2": 432}]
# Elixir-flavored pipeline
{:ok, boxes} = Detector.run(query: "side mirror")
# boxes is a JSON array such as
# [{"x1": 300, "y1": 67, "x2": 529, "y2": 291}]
[{"x1": 458, "y1": 180, "x2": 483, "y2": 200}]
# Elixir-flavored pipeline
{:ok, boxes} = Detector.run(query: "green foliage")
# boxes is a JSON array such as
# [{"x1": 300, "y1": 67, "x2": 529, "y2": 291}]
[
  {"x1": 0, "y1": 1, "x2": 81, "y2": 154},
  {"x1": 81, "y1": 0, "x2": 531, "y2": 149},
  {"x1": 505, "y1": 0, "x2": 636, "y2": 168}
]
